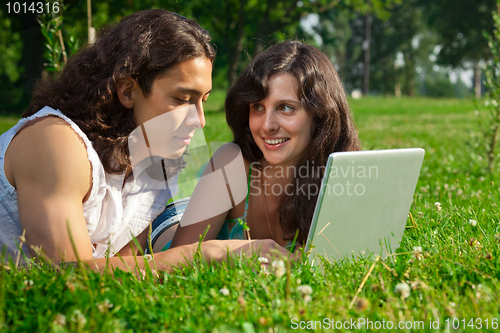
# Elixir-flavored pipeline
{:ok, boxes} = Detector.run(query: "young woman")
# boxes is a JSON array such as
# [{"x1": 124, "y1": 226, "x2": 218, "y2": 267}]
[
  {"x1": 169, "y1": 41, "x2": 361, "y2": 250},
  {"x1": 0, "y1": 9, "x2": 286, "y2": 272}
]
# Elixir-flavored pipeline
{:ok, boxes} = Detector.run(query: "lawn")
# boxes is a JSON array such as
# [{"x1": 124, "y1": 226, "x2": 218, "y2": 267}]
[{"x1": 1, "y1": 95, "x2": 499, "y2": 332}]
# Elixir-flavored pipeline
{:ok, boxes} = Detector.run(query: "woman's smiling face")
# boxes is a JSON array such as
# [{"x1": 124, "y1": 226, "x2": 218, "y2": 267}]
[{"x1": 249, "y1": 73, "x2": 313, "y2": 167}]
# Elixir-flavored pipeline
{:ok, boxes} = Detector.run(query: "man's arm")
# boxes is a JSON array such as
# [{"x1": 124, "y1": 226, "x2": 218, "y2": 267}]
[{"x1": 6, "y1": 117, "x2": 94, "y2": 261}]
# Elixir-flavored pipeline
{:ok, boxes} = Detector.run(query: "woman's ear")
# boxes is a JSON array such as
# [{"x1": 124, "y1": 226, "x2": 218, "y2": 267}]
[{"x1": 117, "y1": 78, "x2": 138, "y2": 109}]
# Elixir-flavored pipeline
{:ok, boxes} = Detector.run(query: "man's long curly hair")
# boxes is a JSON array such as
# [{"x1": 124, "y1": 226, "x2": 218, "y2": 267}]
[
  {"x1": 225, "y1": 41, "x2": 361, "y2": 244},
  {"x1": 24, "y1": 9, "x2": 215, "y2": 174}
]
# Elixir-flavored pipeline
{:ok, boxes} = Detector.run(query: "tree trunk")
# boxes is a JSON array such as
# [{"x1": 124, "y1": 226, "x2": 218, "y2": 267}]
[
  {"x1": 475, "y1": 60, "x2": 482, "y2": 98},
  {"x1": 21, "y1": 26, "x2": 44, "y2": 100},
  {"x1": 227, "y1": 0, "x2": 247, "y2": 86},
  {"x1": 362, "y1": 14, "x2": 372, "y2": 96},
  {"x1": 403, "y1": 50, "x2": 416, "y2": 97}
]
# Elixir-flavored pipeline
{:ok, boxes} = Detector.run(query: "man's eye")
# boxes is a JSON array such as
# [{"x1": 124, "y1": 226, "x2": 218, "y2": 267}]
[{"x1": 177, "y1": 98, "x2": 190, "y2": 104}]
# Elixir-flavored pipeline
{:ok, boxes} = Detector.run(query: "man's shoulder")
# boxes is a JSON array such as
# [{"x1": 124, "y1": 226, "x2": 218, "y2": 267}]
[{"x1": 6, "y1": 115, "x2": 92, "y2": 192}]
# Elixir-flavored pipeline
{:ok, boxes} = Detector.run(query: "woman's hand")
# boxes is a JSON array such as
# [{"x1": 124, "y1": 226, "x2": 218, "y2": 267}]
[{"x1": 199, "y1": 239, "x2": 291, "y2": 263}]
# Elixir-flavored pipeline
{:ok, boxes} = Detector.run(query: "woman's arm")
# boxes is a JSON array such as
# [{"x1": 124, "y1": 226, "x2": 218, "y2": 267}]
[
  {"x1": 88, "y1": 238, "x2": 289, "y2": 274},
  {"x1": 169, "y1": 143, "x2": 248, "y2": 248}
]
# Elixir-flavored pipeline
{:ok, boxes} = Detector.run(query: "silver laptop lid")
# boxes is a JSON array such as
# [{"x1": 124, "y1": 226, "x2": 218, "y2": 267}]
[{"x1": 305, "y1": 148, "x2": 425, "y2": 262}]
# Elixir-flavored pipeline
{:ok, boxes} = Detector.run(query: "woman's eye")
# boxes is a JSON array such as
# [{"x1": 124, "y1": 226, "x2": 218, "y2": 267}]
[
  {"x1": 251, "y1": 104, "x2": 264, "y2": 111},
  {"x1": 279, "y1": 105, "x2": 294, "y2": 112}
]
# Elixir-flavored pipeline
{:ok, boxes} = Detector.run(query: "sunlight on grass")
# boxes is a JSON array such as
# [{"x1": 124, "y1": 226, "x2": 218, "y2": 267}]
[{"x1": 1, "y1": 96, "x2": 499, "y2": 332}]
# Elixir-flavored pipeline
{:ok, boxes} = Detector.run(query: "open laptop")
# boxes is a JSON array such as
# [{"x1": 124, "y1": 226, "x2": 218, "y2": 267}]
[{"x1": 304, "y1": 148, "x2": 425, "y2": 263}]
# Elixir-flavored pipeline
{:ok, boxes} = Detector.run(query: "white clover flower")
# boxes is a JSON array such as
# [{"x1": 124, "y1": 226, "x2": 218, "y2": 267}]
[
  {"x1": 304, "y1": 295, "x2": 312, "y2": 303},
  {"x1": 394, "y1": 282, "x2": 411, "y2": 299},
  {"x1": 297, "y1": 285, "x2": 313, "y2": 295},
  {"x1": 434, "y1": 202, "x2": 442, "y2": 211},
  {"x1": 413, "y1": 246, "x2": 423, "y2": 260},
  {"x1": 469, "y1": 219, "x2": 477, "y2": 227},
  {"x1": 219, "y1": 286, "x2": 230, "y2": 296},
  {"x1": 71, "y1": 310, "x2": 87, "y2": 328},
  {"x1": 476, "y1": 284, "x2": 483, "y2": 299},
  {"x1": 97, "y1": 299, "x2": 113, "y2": 313},
  {"x1": 492, "y1": 99, "x2": 498, "y2": 107},
  {"x1": 143, "y1": 254, "x2": 153, "y2": 262},
  {"x1": 272, "y1": 260, "x2": 286, "y2": 278},
  {"x1": 485, "y1": 100, "x2": 490, "y2": 106},
  {"x1": 53, "y1": 314, "x2": 66, "y2": 326},
  {"x1": 258, "y1": 257, "x2": 269, "y2": 264}
]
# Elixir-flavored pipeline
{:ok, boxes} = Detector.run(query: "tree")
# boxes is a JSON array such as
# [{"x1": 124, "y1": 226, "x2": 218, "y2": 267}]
[
  {"x1": 1, "y1": 0, "x2": 401, "y2": 112},
  {"x1": 419, "y1": 0, "x2": 496, "y2": 97},
  {"x1": 481, "y1": 4, "x2": 500, "y2": 171},
  {"x1": 368, "y1": 0, "x2": 432, "y2": 97},
  {"x1": 0, "y1": 10, "x2": 24, "y2": 112},
  {"x1": 312, "y1": 0, "x2": 402, "y2": 94},
  {"x1": 171, "y1": 0, "x2": 401, "y2": 87}
]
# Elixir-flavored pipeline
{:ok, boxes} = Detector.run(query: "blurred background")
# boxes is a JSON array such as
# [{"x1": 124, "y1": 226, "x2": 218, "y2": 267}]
[{"x1": 0, "y1": 0, "x2": 496, "y2": 113}]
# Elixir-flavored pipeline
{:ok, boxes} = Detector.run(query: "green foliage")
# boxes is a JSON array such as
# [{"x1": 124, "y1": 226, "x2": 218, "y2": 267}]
[
  {"x1": 0, "y1": 12, "x2": 22, "y2": 83},
  {"x1": 38, "y1": 17, "x2": 66, "y2": 73},
  {"x1": 454, "y1": 78, "x2": 473, "y2": 98},
  {"x1": 38, "y1": 2, "x2": 81, "y2": 74},
  {"x1": 420, "y1": 0, "x2": 496, "y2": 66},
  {"x1": 423, "y1": 71, "x2": 456, "y2": 98},
  {"x1": 1, "y1": 97, "x2": 500, "y2": 332},
  {"x1": 0, "y1": 11, "x2": 24, "y2": 112},
  {"x1": 476, "y1": 9, "x2": 500, "y2": 172}
]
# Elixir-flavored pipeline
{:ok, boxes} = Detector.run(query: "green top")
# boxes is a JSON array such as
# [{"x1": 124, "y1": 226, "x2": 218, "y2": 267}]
[
  {"x1": 216, "y1": 164, "x2": 253, "y2": 240},
  {"x1": 217, "y1": 164, "x2": 295, "y2": 251}
]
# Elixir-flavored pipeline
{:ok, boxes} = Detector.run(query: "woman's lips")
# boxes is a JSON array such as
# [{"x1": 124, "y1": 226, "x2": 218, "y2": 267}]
[{"x1": 263, "y1": 138, "x2": 289, "y2": 150}]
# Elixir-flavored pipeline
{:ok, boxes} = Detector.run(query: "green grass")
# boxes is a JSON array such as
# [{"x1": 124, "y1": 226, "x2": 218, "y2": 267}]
[{"x1": 1, "y1": 96, "x2": 500, "y2": 332}]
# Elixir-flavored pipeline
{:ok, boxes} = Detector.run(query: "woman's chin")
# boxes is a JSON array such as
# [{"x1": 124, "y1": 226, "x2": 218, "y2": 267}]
[{"x1": 262, "y1": 156, "x2": 285, "y2": 166}]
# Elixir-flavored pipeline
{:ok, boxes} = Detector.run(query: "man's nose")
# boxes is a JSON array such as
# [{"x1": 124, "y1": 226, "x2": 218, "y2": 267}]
[{"x1": 185, "y1": 102, "x2": 205, "y2": 129}]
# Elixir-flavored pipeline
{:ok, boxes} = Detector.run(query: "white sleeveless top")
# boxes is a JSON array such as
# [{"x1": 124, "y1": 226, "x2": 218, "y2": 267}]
[{"x1": 0, "y1": 106, "x2": 176, "y2": 261}]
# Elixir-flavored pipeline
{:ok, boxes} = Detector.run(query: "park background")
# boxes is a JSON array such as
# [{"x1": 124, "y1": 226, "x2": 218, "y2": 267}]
[
  {"x1": 1, "y1": 0, "x2": 500, "y2": 332},
  {"x1": 0, "y1": 0, "x2": 495, "y2": 111}
]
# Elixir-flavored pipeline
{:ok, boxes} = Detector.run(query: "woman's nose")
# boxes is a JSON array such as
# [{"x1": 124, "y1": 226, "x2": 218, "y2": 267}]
[{"x1": 262, "y1": 110, "x2": 279, "y2": 133}]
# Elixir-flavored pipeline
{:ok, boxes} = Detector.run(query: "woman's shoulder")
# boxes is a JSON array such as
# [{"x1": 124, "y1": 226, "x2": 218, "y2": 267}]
[{"x1": 211, "y1": 142, "x2": 251, "y2": 172}]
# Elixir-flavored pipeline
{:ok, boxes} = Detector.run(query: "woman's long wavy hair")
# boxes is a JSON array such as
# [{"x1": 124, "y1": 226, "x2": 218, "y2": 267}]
[
  {"x1": 25, "y1": 9, "x2": 215, "y2": 175},
  {"x1": 225, "y1": 41, "x2": 361, "y2": 244}
]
